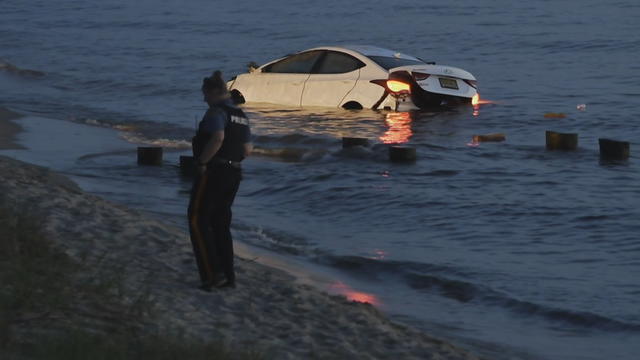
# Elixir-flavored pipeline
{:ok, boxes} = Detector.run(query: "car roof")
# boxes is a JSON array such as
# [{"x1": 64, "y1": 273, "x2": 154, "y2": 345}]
[
  {"x1": 258, "y1": 45, "x2": 423, "y2": 71},
  {"x1": 306, "y1": 45, "x2": 421, "y2": 61}
]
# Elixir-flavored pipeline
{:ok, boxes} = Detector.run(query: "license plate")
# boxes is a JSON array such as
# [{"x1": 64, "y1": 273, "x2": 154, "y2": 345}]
[{"x1": 439, "y1": 77, "x2": 459, "y2": 90}]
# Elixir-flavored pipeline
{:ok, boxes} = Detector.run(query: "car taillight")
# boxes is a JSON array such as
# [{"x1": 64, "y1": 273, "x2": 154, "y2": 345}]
[
  {"x1": 472, "y1": 93, "x2": 480, "y2": 106},
  {"x1": 412, "y1": 72, "x2": 430, "y2": 81},
  {"x1": 464, "y1": 79, "x2": 478, "y2": 89},
  {"x1": 386, "y1": 80, "x2": 411, "y2": 94}
]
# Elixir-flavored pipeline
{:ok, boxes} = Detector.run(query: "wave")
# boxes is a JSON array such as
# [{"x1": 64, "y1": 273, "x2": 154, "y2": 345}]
[
  {"x1": 253, "y1": 133, "x2": 335, "y2": 146},
  {"x1": 83, "y1": 118, "x2": 133, "y2": 130},
  {"x1": 119, "y1": 133, "x2": 191, "y2": 149},
  {"x1": 234, "y1": 223, "x2": 314, "y2": 256},
  {"x1": 251, "y1": 146, "x2": 328, "y2": 162},
  {"x1": 0, "y1": 59, "x2": 45, "y2": 78},
  {"x1": 76, "y1": 117, "x2": 193, "y2": 149},
  {"x1": 518, "y1": 39, "x2": 640, "y2": 54},
  {"x1": 317, "y1": 255, "x2": 640, "y2": 333}
]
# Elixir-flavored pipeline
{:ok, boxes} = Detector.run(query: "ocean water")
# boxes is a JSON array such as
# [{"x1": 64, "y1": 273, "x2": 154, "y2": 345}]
[{"x1": 2, "y1": 0, "x2": 640, "y2": 359}]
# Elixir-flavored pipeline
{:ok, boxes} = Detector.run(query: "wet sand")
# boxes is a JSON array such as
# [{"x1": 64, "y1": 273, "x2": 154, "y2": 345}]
[
  {"x1": 0, "y1": 154, "x2": 480, "y2": 360},
  {"x1": 0, "y1": 106, "x2": 24, "y2": 149}
]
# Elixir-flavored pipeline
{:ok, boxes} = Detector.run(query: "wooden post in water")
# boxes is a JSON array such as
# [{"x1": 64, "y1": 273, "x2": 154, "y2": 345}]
[
  {"x1": 342, "y1": 137, "x2": 370, "y2": 148},
  {"x1": 599, "y1": 139, "x2": 630, "y2": 160},
  {"x1": 179, "y1": 155, "x2": 197, "y2": 176},
  {"x1": 137, "y1": 147, "x2": 163, "y2": 165},
  {"x1": 546, "y1": 131, "x2": 578, "y2": 151},
  {"x1": 389, "y1": 146, "x2": 416, "y2": 162},
  {"x1": 472, "y1": 133, "x2": 506, "y2": 143}
]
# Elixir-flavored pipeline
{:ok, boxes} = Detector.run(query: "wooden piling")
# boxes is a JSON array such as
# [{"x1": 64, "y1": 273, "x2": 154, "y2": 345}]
[
  {"x1": 137, "y1": 147, "x2": 163, "y2": 165},
  {"x1": 179, "y1": 155, "x2": 197, "y2": 176},
  {"x1": 342, "y1": 137, "x2": 370, "y2": 148},
  {"x1": 546, "y1": 131, "x2": 578, "y2": 151},
  {"x1": 472, "y1": 133, "x2": 506, "y2": 143},
  {"x1": 544, "y1": 113, "x2": 566, "y2": 119},
  {"x1": 599, "y1": 139, "x2": 630, "y2": 160},
  {"x1": 389, "y1": 146, "x2": 416, "y2": 162}
]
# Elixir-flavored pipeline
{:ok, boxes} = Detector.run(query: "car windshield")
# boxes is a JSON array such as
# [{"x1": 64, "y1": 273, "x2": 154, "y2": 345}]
[{"x1": 368, "y1": 56, "x2": 425, "y2": 70}]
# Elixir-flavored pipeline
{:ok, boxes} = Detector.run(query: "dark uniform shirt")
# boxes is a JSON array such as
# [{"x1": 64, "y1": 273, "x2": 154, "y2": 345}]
[{"x1": 193, "y1": 99, "x2": 251, "y2": 163}]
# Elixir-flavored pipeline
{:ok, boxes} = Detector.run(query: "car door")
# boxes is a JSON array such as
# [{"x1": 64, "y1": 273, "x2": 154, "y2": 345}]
[
  {"x1": 251, "y1": 51, "x2": 323, "y2": 107},
  {"x1": 301, "y1": 51, "x2": 365, "y2": 107}
]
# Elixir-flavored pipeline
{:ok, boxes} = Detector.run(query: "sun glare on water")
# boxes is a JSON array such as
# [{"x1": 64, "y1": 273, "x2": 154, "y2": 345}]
[
  {"x1": 330, "y1": 282, "x2": 380, "y2": 306},
  {"x1": 380, "y1": 112, "x2": 413, "y2": 144}
]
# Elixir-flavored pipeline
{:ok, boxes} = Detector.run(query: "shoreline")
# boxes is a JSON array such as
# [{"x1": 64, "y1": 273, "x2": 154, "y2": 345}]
[
  {"x1": 0, "y1": 106, "x2": 25, "y2": 149},
  {"x1": 0, "y1": 154, "x2": 480, "y2": 359}
]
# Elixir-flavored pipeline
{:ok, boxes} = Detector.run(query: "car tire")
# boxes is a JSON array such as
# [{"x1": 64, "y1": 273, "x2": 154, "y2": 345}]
[
  {"x1": 342, "y1": 101, "x2": 363, "y2": 110},
  {"x1": 230, "y1": 89, "x2": 246, "y2": 105}
]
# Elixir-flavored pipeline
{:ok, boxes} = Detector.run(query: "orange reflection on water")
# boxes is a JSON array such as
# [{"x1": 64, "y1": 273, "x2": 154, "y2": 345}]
[
  {"x1": 330, "y1": 282, "x2": 380, "y2": 306},
  {"x1": 380, "y1": 111, "x2": 413, "y2": 144},
  {"x1": 471, "y1": 93, "x2": 495, "y2": 117},
  {"x1": 475, "y1": 99, "x2": 495, "y2": 105}
]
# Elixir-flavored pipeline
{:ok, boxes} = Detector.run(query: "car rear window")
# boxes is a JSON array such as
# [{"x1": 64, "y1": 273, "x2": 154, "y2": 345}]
[{"x1": 368, "y1": 56, "x2": 425, "y2": 70}]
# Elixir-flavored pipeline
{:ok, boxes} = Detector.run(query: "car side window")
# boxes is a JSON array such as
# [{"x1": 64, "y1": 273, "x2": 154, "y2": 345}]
[
  {"x1": 313, "y1": 51, "x2": 365, "y2": 74},
  {"x1": 263, "y1": 51, "x2": 323, "y2": 74}
]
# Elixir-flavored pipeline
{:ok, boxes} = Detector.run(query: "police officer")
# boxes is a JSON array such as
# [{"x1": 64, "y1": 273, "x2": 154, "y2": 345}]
[{"x1": 188, "y1": 70, "x2": 252, "y2": 291}]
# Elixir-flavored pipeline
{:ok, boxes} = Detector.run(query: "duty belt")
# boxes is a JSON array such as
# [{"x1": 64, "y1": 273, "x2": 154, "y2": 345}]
[{"x1": 211, "y1": 157, "x2": 241, "y2": 169}]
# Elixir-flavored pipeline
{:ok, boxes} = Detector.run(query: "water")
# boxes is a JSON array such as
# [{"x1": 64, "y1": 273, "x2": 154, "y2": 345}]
[{"x1": 2, "y1": 0, "x2": 640, "y2": 358}]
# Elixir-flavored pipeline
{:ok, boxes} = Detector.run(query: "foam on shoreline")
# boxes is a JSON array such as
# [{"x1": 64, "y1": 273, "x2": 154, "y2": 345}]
[{"x1": 0, "y1": 154, "x2": 479, "y2": 359}]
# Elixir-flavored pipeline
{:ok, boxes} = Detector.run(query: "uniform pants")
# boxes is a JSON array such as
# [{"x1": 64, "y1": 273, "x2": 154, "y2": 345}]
[{"x1": 187, "y1": 164, "x2": 241, "y2": 284}]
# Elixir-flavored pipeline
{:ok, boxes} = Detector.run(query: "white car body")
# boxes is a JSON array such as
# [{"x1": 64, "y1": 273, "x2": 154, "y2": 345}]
[{"x1": 228, "y1": 45, "x2": 478, "y2": 111}]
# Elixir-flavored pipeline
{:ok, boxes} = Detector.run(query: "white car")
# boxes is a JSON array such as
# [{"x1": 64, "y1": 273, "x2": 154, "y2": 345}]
[{"x1": 228, "y1": 45, "x2": 478, "y2": 111}]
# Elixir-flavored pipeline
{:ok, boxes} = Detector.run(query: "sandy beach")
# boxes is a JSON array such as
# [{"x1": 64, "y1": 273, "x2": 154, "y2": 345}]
[{"x1": 0, "y1": 152, "x2": 480, "y2": 359}]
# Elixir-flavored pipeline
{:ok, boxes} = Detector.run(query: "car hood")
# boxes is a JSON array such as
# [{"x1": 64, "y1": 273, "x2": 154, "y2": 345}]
[{"x1": 388, "y1": 64, "x2": 476, "y2": 81}]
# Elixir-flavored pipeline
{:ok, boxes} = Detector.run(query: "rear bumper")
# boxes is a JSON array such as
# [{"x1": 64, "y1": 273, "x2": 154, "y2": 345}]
[
  {"x1": 411, "y1": 88, "x2": 473, "y2": 108},
  {"x1": 384, "y1": 71, "x2": 476, "y2": 110},
  {"x1": 390, "y1": 91, "x2": 472, "y2": 111}
]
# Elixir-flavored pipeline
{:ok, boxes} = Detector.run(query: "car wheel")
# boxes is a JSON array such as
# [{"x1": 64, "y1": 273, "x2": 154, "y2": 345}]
[
  {"x1": 230, "y1": 89, "x2": 245, "y2": 105},
  {"x1": 342, "y1": 101, "x2": 363, "y2": 110}
]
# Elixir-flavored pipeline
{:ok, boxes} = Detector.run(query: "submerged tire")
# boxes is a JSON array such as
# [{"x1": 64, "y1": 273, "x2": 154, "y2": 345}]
[
  {"x1": 230, "y1": 89, "x2": 245, "y2": 105},
  {"x1": 342, "y1": 101, "x2": 363, "y2": 110}
]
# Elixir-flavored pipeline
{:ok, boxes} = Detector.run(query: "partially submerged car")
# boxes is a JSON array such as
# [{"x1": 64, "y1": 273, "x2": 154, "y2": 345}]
[{"x1": 228, "y1": 45, "x2": 478, "y2": 111}]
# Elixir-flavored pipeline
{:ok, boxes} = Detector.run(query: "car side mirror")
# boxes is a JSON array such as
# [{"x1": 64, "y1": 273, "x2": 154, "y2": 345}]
[{"x1": 247, "y1": 61, "x2": 260, "y2": 73}]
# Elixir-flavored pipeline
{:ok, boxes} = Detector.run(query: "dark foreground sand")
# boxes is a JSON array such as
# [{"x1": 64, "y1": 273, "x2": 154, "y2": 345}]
[
  {"x1": 0, "y1": 155, "x2": 480, "y2": 360},
  {"x1": 0, "y1": 107, "x2": 24, "y2": 150}
]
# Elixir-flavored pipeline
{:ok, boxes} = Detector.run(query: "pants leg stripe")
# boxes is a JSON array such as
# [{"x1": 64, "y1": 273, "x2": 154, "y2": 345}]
[{"x1": 189, "y1": 174, "x2": 214, "y2": 282}]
